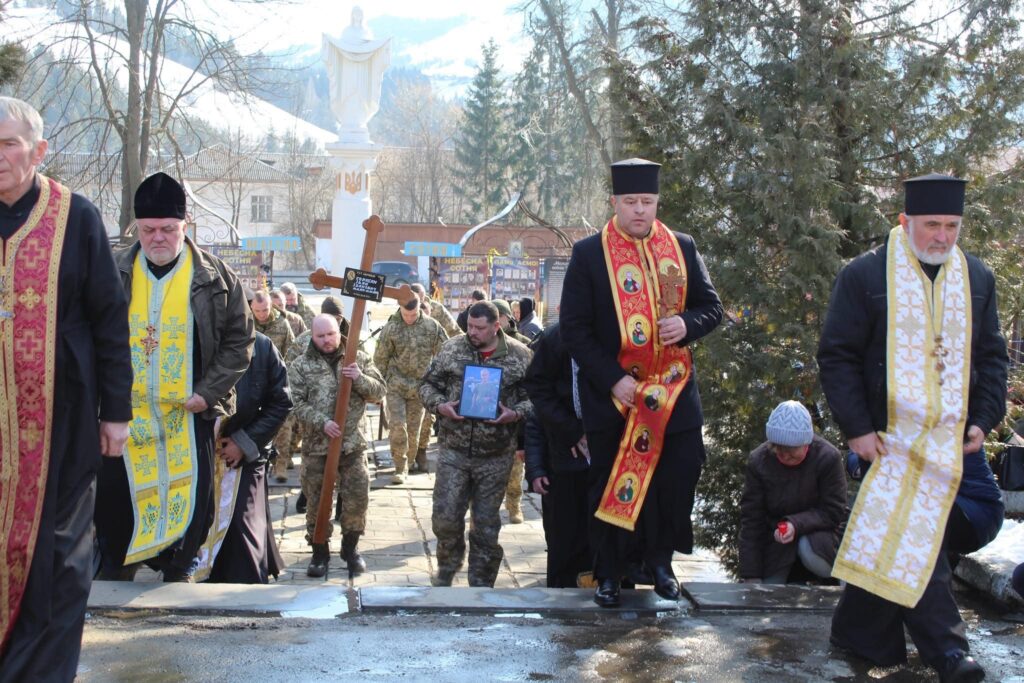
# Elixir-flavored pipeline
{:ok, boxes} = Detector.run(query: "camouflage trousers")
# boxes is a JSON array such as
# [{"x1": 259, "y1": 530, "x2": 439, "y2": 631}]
[
  {"x1": 385, "y1": 389, "x2": 425, "y2": 475},
  {"x1": 432, "y1": 449, "x2": 514, "y2": 587},
  {"x1": 418, "y1": 411, "x2": 435, "y2": 452},
  {"x1": 269, "y1": 416, "x2": 301, "y2": 480},
  {"x1": 301, "y1": 448, "x2": 367, "y2": 544},
  {"x1": 504, "y1": 458, "x2": 524, "y2": 507}
]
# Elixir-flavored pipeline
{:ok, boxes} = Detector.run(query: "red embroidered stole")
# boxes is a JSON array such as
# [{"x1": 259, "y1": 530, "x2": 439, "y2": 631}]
[
  {"x1": 595, "y1": 218, "x2": 691, "y2": 530},
  {"x1": 0, "y1": 176, "x2": 70, "y2": 649}
]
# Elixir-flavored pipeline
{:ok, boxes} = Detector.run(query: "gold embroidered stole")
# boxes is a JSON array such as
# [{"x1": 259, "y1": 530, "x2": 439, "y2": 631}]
[
  {"x1": 595, "y1": 218, "x2": 692, "y2": 531},
  {"x1": 0, "y1": 176, "x2": 70, "y2": 648},
  {"x1": 191, "y1": 418, "x2": 241, "y2": 582},
  {"x1": 125, "y1": 249, "x2": 197, "y2": 564},
  {"x1": 832, "y1": 227, "x2": 970, "y2": 607}
]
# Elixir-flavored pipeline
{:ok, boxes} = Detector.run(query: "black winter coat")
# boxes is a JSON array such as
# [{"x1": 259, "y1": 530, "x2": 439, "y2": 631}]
[
  {"x1": 560, "y1": 228, "x2": 723, "y2": 435},
  {"x1": 817, "y1": 242, "x2": 1007, "y2": 439},
  {"x1": 738, "y1": 436, "x2": 848, "y2": 580},
  {"x1": 523, "y1": 324, "x2": 587, "y2": 483},
  {"x1": 220, "y1": 333, "x2": 292, "y2": 463}
]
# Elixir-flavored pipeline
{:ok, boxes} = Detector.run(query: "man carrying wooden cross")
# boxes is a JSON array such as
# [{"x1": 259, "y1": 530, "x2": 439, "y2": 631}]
[
  {"x1": 818, "y1": 174, "x2": 1007, "y2": 682},
  {"x1": 559, "y1": 158, "x2": 724, "y2": 608}
]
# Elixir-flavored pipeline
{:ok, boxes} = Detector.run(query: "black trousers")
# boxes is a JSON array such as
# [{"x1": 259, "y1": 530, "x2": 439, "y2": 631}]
[
  {"x1": 95, "y1": 417, "x2": 215, "y2": 575},
  {"x1": 540, "y1": 468, "x2": 592, "y2": 588},
  {"x1": 1, "y1": 478, "x2": 95, "y2": 683},
  {"x1": 587, "y1": 427, "x2": 704, "y2": 580},
  {"x1": 830, "y1": 507, "x2": 974, "y2": 668}
]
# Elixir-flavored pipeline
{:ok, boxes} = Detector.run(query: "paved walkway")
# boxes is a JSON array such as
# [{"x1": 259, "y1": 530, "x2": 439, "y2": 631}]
[{"x1": 135, "y1": 406, "x2": 728, "y2": 587}]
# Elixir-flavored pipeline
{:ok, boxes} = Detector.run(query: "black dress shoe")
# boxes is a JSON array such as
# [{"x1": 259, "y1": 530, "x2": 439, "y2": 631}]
[
  {"x1": 593, "y1": 578, "x2": 621, "y2": 607},
  {"x1": 651, "y1": 564, "x2": 680, "y2": 600},
  {"x1": 935, "y1": 651, "x2": 985, "y2": 683}
]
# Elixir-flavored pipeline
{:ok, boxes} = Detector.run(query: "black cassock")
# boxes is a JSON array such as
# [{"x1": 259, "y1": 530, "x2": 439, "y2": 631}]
[
  {"x1": 209, "y1": 332, "x2": 291, "y2": 583},
  {"x1": 559, "y1": 227, "x2": 723, "y2": 580},
  {"x1": 0, "y1": 179, "x2": 132, "y2": 682}
]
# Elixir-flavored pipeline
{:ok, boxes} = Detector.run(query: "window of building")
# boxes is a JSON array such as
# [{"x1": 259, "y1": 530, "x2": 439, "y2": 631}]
[{"x1": 251, "y1": 195, "x2": 273, "y2": 223}]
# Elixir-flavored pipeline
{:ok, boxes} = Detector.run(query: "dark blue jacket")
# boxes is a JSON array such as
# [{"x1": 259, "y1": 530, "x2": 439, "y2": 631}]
[{"x1": 221, "y1": 332, "x2": 292, "y2": 463}]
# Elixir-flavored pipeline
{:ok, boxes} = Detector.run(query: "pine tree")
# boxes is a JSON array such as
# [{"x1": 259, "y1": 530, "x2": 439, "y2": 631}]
[
  {"x1": 0, "y1": 4, "x2": 24, "y2": 87},
  {"x1": 612, "y1": 0, "x2": 1024, "y2": 574},
  {"x1": 452, "y1": 40, "x2": 510, "y2": 221}
]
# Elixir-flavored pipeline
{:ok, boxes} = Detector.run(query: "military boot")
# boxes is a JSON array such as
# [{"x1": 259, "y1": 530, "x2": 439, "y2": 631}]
[
  {"x1": 307, "y1": 542, "x2": 330, "y2": 578},
  {"x1": 414, "y1": 447, "x2": 429, "y2": 474},
  {"x1": 505, "y1": 496, "x2": 524, "y2": 524},
  {"x1": 341, "y1": 532, "x2": 367, "y2": 575}
]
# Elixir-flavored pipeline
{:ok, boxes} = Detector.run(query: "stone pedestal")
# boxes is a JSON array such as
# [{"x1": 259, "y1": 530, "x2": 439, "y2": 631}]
[{"x1": 325, "y1": 141, "x2": 381, "y2": 320}]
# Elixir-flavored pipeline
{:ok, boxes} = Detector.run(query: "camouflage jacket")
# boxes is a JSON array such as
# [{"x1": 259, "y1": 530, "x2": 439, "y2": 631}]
[
  {"x1": 281, "y1": 308, "x2": 306, "y2": 337},
  {"x1": 255, "y1": 308, "x2": 294, "y2": 358},
  {"x1": 289, "y1": 341, "x2": 385, "y2": 454},
  {"x1": 287, "y1": 330, "x2": 312, "y2": 364},
  {"x1": 288, "y1": 292, "x2": 317, "y2": 328},
  {"x1": 419, "y1": 329, "x2": 533, "y2": 458},
  {"x1": 428, "y1": 299, "x2": 460, "y2": 338},
  {"x1": 374, "y1": 310, "x2": 447, "y2": 396}
]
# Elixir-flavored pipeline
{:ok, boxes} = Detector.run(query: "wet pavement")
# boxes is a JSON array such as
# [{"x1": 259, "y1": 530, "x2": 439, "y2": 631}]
[{"x1": 79, "y1": 591, "x2": 1024, "y2": 682}]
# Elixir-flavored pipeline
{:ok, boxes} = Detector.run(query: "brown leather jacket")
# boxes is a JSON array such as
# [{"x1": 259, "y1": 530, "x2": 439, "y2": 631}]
[{"x1": 115, "y1": 236, "x2": 254, "y2": 419}]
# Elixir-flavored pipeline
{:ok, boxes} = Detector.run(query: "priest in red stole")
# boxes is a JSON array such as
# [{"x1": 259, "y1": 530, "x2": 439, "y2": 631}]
[
  {"x1": 560, "y1": 159, "x2": 723, "y2": 607},
  {"x1": 0, "y1": 97, "x2": 132, "y2": 681}
]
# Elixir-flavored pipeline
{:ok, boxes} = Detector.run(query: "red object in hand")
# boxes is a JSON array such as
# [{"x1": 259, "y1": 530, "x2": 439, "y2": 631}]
[{"x1": 777, "y1": 521, "x2": 790, "y2": 536}]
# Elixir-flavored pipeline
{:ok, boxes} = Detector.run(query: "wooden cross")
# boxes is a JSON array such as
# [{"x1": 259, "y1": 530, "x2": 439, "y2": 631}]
[
  {"x1": 307, "y1": 215, "x2": 414, "y2": 545},
  {"x1": 142, "y1": 324, "x2": 160, "y2": 360}
]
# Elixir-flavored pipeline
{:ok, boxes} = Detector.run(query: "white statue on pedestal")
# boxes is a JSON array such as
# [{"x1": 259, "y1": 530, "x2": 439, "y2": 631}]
[{"x1": 322, "y1": 6, "x2": 391, "y2": 144}]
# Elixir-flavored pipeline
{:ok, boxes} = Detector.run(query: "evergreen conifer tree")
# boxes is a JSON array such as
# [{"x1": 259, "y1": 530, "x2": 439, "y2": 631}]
[{"x1": 452, "y1": 40, "x2": 510, "y2": 221}]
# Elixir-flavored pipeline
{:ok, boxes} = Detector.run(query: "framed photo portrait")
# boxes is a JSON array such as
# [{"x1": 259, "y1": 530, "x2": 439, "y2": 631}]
[{"x1": 458, "y1": 364, "x2": 503, "y2": 420}]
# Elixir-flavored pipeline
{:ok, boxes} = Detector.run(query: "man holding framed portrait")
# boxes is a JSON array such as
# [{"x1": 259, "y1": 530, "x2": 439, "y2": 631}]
[{"x1": 419, "y1": 301, "x2": 533, "y2": 587}]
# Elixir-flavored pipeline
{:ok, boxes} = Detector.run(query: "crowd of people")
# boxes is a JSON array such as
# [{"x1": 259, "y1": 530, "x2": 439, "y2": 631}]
[{"x1": 0, "y1": 94, "x2": 1012, "y2": 683}]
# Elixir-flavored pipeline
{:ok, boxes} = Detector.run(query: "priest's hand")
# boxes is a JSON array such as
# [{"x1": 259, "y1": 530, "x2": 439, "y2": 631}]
[
  {"x1": 324, "y1": 419, "x2": 343, "y2": 439},
  {"x1": 963, "y1": 425, "x2": 986, "y2": 454},
  {"x1": 849, "y1": 432, "x2": 887, "y2": 462},
  {"x1": 571, "y1": 435, "x2": 590, "y2": 460},
  {"x1": 657, "y1": 315, "x2": 687, "y2": 345},
  {"x1": 487, "y1": 402, "x2": 519, "y2": 425},
  {"x1": 532, "y1": 476, "x2": 550, "y2": 495},
  {"x1": 184, "y1": 393, "x2": 208, "y2": 414},
  {"x1": 99, "y1": 421, "x2": 129, "y2": 457},
  {"x1": 219, "y1": 437, "x2": 243, "y2": 468},
  {"x1": 438, "y1": 400, "x2": 465, "y2": 421},
  {"x1": 611, "y1": 375, "x2": 638, "y2": 410}
]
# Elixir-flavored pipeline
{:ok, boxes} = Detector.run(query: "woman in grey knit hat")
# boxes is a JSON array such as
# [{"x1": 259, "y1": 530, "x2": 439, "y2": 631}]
[{"x1": 737, "y1": 400, "x2": 849, "y2": 584}]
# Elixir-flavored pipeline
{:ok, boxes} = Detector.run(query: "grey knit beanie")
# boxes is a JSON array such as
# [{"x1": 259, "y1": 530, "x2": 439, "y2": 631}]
[{"x1": 765, "y1": 400, "x2": 813, "y2": 447}]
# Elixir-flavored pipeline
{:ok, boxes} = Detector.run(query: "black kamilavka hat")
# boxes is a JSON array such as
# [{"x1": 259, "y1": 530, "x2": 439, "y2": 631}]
[
  {"x1": 134, "y1": 172, "x2": 187, "y2": 220},
  {"x1": 904, "y1": 173, "x2": 966, "y2": 216},
  {"x1": 611, "y1": 158, "x2": 661, "y2": 195}
]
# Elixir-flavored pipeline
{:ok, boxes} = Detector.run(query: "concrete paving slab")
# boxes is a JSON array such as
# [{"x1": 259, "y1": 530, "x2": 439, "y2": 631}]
[
  {"x1": 359, "y1": 586, "x2": 684, "y2": 615},
  {"x1": 686, "y1": 582, "x2": 841, "y2": 612},
  {"x1": 88, "y1": 581, "x2": 356, "y2": 618}
]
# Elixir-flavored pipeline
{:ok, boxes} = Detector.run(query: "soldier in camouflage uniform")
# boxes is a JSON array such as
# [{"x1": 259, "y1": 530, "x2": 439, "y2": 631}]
[
  {"x1": 409, "y1": 284, "x2": 456, "y2": 471},
  {"x1": 287, "y1": 296, "x2": 350, "y2": 365},
  {"x1": 281, "y1": 281, "x2": 318, "y2": 329},
  {"x1": 251, "y1": 289, "x2": 297, "y2": 482},
  {"x1": 493, "y1": 299, "x2": 531, "y2": 524},
  {"x1": 411, "y1": 282, "x2": 460, "y2": 338},
  {"x1": 271, "y1": 289, "x2": 307, "y2": 337},
  {"x1": 290, "y1": 314, "x2": 385, "y2": 577},
  {"x1": 419, "y1": 301, "x2": 532, "y2": 587},
  {"x1": 375, "y1": 295, "x2": 447, "y2": 483}
]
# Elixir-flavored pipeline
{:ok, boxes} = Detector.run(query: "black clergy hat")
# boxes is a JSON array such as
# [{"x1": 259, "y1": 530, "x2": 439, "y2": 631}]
[
  {"x1": 903, "y1": 173, "x2": 966, "y2": 216},
  {"x1": 134, "y1": 172, "x2": 187, "y2": 220},
  {"x1": 610, "y1": 158, "x2": 661, "y2": 195}
]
